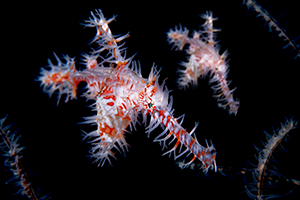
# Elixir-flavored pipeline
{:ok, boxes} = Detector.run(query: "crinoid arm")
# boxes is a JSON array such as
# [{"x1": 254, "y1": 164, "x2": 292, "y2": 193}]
[{"x1": 245, "y1": 118, "x2": 298, "y2": 200}]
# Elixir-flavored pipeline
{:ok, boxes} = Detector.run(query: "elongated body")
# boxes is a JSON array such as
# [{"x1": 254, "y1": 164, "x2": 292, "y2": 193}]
[
  {"x1": 167, "y1": 12, "x2": 239, "y2": 115},
  {"x1": 38, "y1": 9, "x2": 217, "y2": 172}
]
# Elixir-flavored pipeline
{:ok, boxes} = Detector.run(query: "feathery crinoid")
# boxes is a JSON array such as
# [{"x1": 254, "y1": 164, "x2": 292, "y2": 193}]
[
  {"x1": 243, "y1": 0, "x2": 300, "y2": 59},
  {"x1": 37, "y1": 9, "x2": 217, "y2": 172},
  {"x1": 167, "y1": 11, "x2": 239, "y2": 115},
  {"x1": 245, "y1": 118, "x2": 298, "y2": 200},
  {"x1": 0, "y1": 116, "x2": 50, "y2": 200}
]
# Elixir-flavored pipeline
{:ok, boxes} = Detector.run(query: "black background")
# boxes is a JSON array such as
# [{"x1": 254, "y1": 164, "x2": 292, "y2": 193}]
[{"x1": 1, "y1": 1, "x2": 300, "y2": 199}]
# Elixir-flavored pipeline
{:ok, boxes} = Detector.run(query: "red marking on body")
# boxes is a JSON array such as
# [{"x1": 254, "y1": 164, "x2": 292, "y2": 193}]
[
  {"x1": 188, "y1": 138, "x2": 195, "y2": 149},
  {"x1": 100, "y1": 123, "x2": 117, "y2": 137},
  {"x1": 201, "y1": 150, "x2": 205, "y2": 157},
  {"x1": 166, "y1": 131, "x2": 173, "y2": 138},
  {"x1": 132, "y1": 100, "x2": 137, "y2": 106},
  {"x1": 172, "y1": 140, "x2": 180, "y2": 150},
  {"x1": 101, "y1": 87, "x2": 113, "y2": 96},
  {"x1": 125, "y1": 77, "x2": 130, "y2": 85},
  {"x1": 89, "y1": 82, "x2": 95, "y2": 87},
  {"x1": 103, "y1": 95, "x2": 116, "y2": 101},
  {"x1": 96, "y1": 29, "x2": 104, "y2": 37},
  {"x1": 116, "y1": 61, "x2": 127, "y2": 71},
  {"x1": 116, "y1": 106, "x2": 131, "y2": 122},
  {"x1": 107, "y1": 102, "x2": 114, "y2": 106},
  {"x1": 166, "y1": 116, "x2": 172, "y2": 126},
  {"x1": 189, "y1": 156, "x2": 196, "y2": 163},
  {"x1": 45, "y1": 69, "x2": 81, "y2": 98},
  {"x1": 98, "y1": 81, "x2": 105, "y2": 90},
  {"x1": 145, "y1": 110, "x2": 150, "y2": 116},
  {"x1": 150, "y1": 86, "x2": 157, "y2": 97},
  {"x1": 121, "y1": 103, "x2": 127, "y2": 110},
  {"x1": 87, "y1": 59, "x2": 97, "y2": 69},
  {"x1": 113, "y1": 49, "x2": 117, "y2": 59}
]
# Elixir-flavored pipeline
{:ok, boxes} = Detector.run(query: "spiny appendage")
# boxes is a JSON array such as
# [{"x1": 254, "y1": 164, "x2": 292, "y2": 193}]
[
  {"x1": 245, "y1": 118, "x2": 298, "y2": 200},
  {"x1": 82, "y1": 9, "x2": 130, "y2": 62},
  {"x1": 82, "y1": 108, "x2": 130, "y2": 166},
  {"x1": 38, "y1": 53, "x2": 80, "y2": 104},
  {"x1": 243, "y1": 0, "x2": 300, "y2": 59},
  {"x1": 148, "y1": 108, "x2": 217, "y2": 172},
  {"x1": 38, "y1": 9, "x2": 130, "y2": 105},
  {"x1": 0, "y1": 116, "x2": 49, "y2": 200},
  {"x1": 38, "y1": 9, "x2": 133, "y2": 105},
  {"x1": 167, "y1": 11, "x2": 239, "y2": 115},
  {"x1": 81, "y1": 9, "x2": 131, "y2": 70}
]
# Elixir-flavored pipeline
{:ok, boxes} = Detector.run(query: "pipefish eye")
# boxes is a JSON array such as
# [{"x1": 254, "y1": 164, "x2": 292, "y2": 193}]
[{"x1": 148, "y1": 102, "x2": 153, "y2": 108}]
